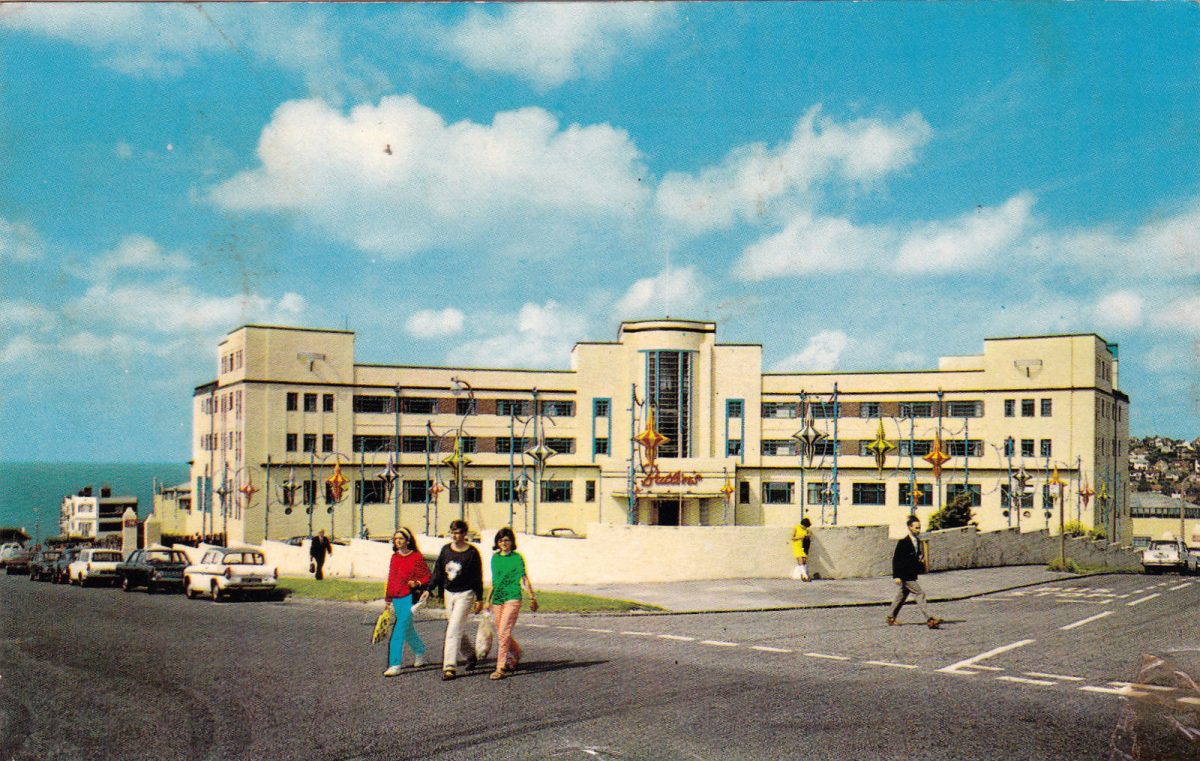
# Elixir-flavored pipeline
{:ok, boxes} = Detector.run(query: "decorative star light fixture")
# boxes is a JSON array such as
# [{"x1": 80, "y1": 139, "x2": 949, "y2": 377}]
[
  {"x1": 281, "y1": 467, "x2": 301, "y2": 514},
  {"x1": 1079, "y1": 481, "x2": 1095, "y2": 510},
  {"x1": 326, "y1": 461, "x2": 349, "y2": 503},
  {"x1": 791, "y1": 416, "x2": 827, "y2": 467},
  {"x1": 429, "y1": 481, "x2": 445, "y2": 499},
  {"x1": 524, "y1": 441, "x2": 557, "y2": 469},
  {"x1": 634, "y1": 406, "x2": 669, "y2": 468},
  {"x1": 442, "y1": 437, "x2": 473, "y2": 477},
  {"x1": 923, "y1": 437, "x2": 951, "y2": 479},
  {"x1": 1097, "y1": 481, "x2": 1109, "y2": 502},
  {"x1": 377, "y1": 453, "x2": 399, "y2": 490},
  {"x1": 720, "y1": 474, "x2": 735, "y2": 502},
  {"x1": 866, "y1": 419, "x2": 896, "y2": 479},
  {"x1": 238, "y1": 475, "x2": 258, "y2": 503}
]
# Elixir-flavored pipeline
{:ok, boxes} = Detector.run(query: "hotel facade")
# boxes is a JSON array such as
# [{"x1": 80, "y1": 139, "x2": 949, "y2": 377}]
[{"x1": 163, "y1": 320, "x2": 1131, "y2": 546}]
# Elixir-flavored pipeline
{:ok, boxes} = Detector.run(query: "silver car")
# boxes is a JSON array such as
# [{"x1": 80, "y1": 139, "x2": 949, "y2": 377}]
[{"x1": 1141, "y1": 539, "x2": 1198, "y2": 575}]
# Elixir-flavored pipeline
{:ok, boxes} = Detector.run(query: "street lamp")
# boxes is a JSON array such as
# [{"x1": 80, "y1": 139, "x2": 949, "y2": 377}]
[
  {"x1": 392, "y1": 383, "x2": 402, "y2": 534},
  {"x1": 449, "y1": 377, "x2": 476, "y2": 522}
]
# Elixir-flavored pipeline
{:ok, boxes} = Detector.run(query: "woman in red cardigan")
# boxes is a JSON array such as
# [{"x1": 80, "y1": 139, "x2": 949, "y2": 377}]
[{"x1": 383, "y1": 528, "x2": 432, "y2": 676}]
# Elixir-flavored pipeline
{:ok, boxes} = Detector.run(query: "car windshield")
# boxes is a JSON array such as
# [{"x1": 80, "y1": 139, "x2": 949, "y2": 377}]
[
  {"x1": 224, "y1": 552, "x2": 264, "y2": 565},
  {"x1": 92, "y1": 551, "x2": 123, "y2": 562},
  {"x1": 1149, "y1": 541, "x2": 1179, "y2": 551},
  {"x1": 146, "y1": 551, "x2": 186, "y2": 563}
]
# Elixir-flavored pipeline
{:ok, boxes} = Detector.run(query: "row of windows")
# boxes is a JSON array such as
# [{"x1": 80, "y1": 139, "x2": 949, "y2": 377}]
[
  {"x1": 754, "y1": 439, "x2": 1013, "y2": 459},
  {"x1": 199, "y1": 432, "x2": 242, "y2": 452},
  {"x1": 340, "y1": 435, "x2": 580, "y2": 455},
  {"x1": 743, "y1": 400, "x2": 985, "y2": 420},
  {"x1": 750, "y1": 481, "x2": 987, "y2": 507},
  {"x1": 1002, "y1": 439, "x2": 1054, "y2": 458},
  {"x1": 287, "y1": 392, "x2": 335, "y2": 413},
  {"x1": 201, "y1": 390, "x2": 243, "y2": 419},
  {"x1": 349, "y1": 396, "x2": 580, "y2": 418},
  {"x1": 278, "y1": 478, "x2": 596, "y2": 505},
  {"x1": 1003, "y1": 399, "x2": 1053, "y2": 418},
  {"x1": 220, "y1": 349, "x2": 244, "y2": 375},
  {"x1": 1097, "y1": 399, "x2": 1123, "y2": 422}
]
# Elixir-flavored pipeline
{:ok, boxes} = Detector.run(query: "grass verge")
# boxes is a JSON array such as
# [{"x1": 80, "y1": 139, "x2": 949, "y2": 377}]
[{"x1": 278, "y1": 577, "x2": 661, "y2": 612}]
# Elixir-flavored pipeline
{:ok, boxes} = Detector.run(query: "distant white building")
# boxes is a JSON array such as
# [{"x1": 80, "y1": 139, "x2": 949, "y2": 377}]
[{"x1": 60, "y1": 486, "x2": 136, "y2": 539}]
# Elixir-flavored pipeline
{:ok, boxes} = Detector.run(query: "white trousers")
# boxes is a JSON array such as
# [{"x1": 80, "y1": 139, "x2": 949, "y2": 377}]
[{"x1": 442, "y1": 589, "x2": 477, "y2": 669}]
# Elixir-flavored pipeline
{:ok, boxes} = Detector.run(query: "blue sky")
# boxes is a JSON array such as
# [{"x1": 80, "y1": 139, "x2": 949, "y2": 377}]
[{"x1": 1, "y1": 3, "x2": 1198, "y2": 462}]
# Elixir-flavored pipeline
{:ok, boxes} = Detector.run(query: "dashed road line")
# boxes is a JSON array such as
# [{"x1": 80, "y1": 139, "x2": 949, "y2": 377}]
[
  {"x1": 524, "y1": 623, "x2": 550, "y2": 628},
  {"x1": 620, "y1": 631, "x2": 656, "y2": 637},
  {"x1": 1168, "y1": 582, "x2": 1192, "y2": 591},
  {"x1": 862, "y1": 660, "x2": 918, "y2": 670},
  {"x1": 699, "y1": 640, "x2": 739, "y2": 647},
  {"x1": 659, "y1": 634, "x2": 696, "y2": 642},
  {"x1": 1080, "y1": 685, "x2": 1147, "y2": 697},
  {"x1": 1109, "y1": 681, "x2": 1177, "y2": 693},
  {"x1": 1127, "y1": 593, "x2": 1161, "y2": 607},
  {"x1": 1060, "y1": 611, "x2": 1113, "y2": 630},
  {"x1": 1177, "y1": 697, "x2": 1200, "y2": 706},
  {"x1": 555, "y1": 625, "x2": 585, "y2": 631},
  {"x1": 805, "y1": 652, "x2": 851, "y2": 661},
  {"x1": 997, "y1": 676, "x2": 1055, "y2": 686},
  {"x1": 586, "y1": 628, "x2": 613, "y2": 634},
  {"x1": 938, "y1": 639, "x2": 1035, "y2": 674},
  {"x1": 1024, "y1": 672, "x2": 1085, "y2": 682},
  {"x1": 750, "y1": 646, "x2": 793, "y2": 653}
]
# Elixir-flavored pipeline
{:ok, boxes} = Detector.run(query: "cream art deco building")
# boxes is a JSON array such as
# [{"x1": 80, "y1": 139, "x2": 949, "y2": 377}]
[{"x1": 170, "y1": 320, "x2": 1130, "y2": 546}]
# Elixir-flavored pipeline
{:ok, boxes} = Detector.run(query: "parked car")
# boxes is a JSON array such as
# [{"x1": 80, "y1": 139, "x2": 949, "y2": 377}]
[
  {"x1": 0, "y1": 542, "x2": 24, "y2": 568},
  {"x1": 183, "y1": 547, "x2": 278, "y2": 602},
  {"x1": 67, "y1": 548, "x2": 125, "y2": 586},
  {"x1": 1141, "y1": 539, "x2": 1198, "y2": 575},
  {"x1": 28, "y1": 548, "x2": 63, "y2": 581},
  {"x1": 52, "y1": 547, "x2": 82, "y2": 584},
  {"x1": 4, "y1": 547, "x2": 33, "y2": 575},
  {"x1": 117, "y1": 548, "x2": 190, "y2": 593}
]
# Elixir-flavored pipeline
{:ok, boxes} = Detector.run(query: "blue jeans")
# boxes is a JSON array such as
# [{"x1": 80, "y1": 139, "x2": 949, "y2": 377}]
[{"x1": 389, "y1": 596, "x2": 425, "y2": 667}]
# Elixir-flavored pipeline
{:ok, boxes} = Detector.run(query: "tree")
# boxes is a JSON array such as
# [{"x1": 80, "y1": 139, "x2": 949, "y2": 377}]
[{"x1": 927, "y1": 493, "x2": 975, "y2": 531}]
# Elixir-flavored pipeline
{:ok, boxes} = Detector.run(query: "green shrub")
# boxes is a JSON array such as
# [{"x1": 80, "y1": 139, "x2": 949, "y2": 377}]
[{"x1": 927, "y1": 493, "x2": 975, "y2": 531}]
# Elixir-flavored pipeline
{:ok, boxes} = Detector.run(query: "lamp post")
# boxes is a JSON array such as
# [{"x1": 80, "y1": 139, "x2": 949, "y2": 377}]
[
  {"x1": 1004, "y1": 437, "x2": 1015, "y2": 528},
  {"x1": 392, "y1": 383, "x2": 402, "y2": 533},
  {"x1": 214, "y1": 462, "x2": 231, "y2": 544},
  {"x1": 449, "y1": 377, "x2": 476, "y2": 522},
  {"x1": 376, "y1": 452, "x2": 399, "y2": 540},
  {"x1": 1048, "y1": 465, "x2": 1069, "y2": 567}
]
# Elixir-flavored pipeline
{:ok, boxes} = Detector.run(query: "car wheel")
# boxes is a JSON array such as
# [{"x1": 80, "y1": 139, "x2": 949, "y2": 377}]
[
  {"x1": 121, "y1": 577, "x2": 133, "y2": 592},
  {"x1": 210, "y1": 582, "x2": 223, "y2": 602},
  {"x1": 184, "y1": 578, "x2": 197, "y2": 599}
]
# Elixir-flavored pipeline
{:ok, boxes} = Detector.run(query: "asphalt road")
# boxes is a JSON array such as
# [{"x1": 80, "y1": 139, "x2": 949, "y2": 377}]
[{"x1": 2, "y1": 573, "x2": 1198, "y2": 760}]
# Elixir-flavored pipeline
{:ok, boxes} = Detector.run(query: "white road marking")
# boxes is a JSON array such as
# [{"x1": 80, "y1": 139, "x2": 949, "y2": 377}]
[
  {"x1": 1108, "y1": 682, "x2": 1177, "y2": 692},
  {"x1": 555, "y1": 625, "x2": 585, "y2": 630},
  {"x1": 862, "y1": 660, "x2": 919, "y2": 670},
  {"x1": 997, "y1": 676, "x2": 1055, "y2": 686},
  {"x1": 620, "y1": 631, "x2": 656, "y2": 637},
  {"x1": 1024, "y1": 672, "x2": 1085, "y2": 682},
  {"x1": 699, "y1": 640, "x2": 739, "y2": 647},
  {"x1": 805, "y1": 652, "x2": 851, "y2": 661},
  {"x1": 1127, "y1": 593, "x2": 1161, "y2": 607},
  {"x1": 750, "y1": 646, "x2": 793, "y2": 653},
  {"x1": 1169, "y1": 582, "x2": 1192, "y2": 591},
  {"x1": 524, "y1": 623, "x2": 550, "y2": 628},
  {"x1": 938, "y1": 639, "x2": 1035, "y2": 674},
  {"x1": 1177, "y1": 697, "x2": 1200, "y2": 706},
  {"x1": 659, "y1": 634, "x2": 696, "y2": 641},
  {"x1": 586, "y1": 628, "x2": 613, "y2": 634},
  {"x1": 1060, "y1": 611, "x2": 1114, "y2": 630},
  {"x1": 1080, "y1": 685, "x2": 1147, "y2": 697},
  {"x1": 969, "y1": 665, "x2": 1004, "y2": 671}
]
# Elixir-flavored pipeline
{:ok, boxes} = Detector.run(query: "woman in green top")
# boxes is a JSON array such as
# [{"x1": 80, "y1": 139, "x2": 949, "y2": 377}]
[{"x1": 488, "y1": 527, "x2": 537, "y2": 680}]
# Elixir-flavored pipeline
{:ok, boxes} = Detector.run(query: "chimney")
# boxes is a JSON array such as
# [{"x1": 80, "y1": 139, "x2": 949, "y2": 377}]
[{"x1": 101, "y1": 485, "x2": 112, "y2": 498}]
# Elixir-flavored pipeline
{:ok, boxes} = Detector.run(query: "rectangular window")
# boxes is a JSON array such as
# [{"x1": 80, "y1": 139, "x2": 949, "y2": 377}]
[
  {"x1": 545, "y1": 438, "x2": 575, "y2": 455},
  {"x1": 860, "y1": 401, "x2": 881, "y2": 418},
  {"x1": 1003, "y1": 438, "x2": 1015, "y2": 457},
  {"x1": 352, "y1": 435, "x2": 394, "y2": 453},
  {"x1": 355, "y1": 480, "x2": 389, "y2": 504},
  {"x1": 852, "y1": 482, "x2": 886, "y2": 505},
  {"x1": 304, "y1": 393, "x2": 318, "y2": 413},
  {"x1": 323, "y1": 394, "x2": 334, "y2": 412},
  {"x1": 739, "y1": 481, "x2": 750, "y2": 504},
  {"x1": 541, "y1": 480, "x2": 573, "y2": 503},
  {"x1": 1021, "y1": 439, "x2": 1034, "y2": 457},
  {"x1": 287, "y1": 392, "x2": 298, "y2": 412},
  {"x1": 593, "y1": 399, "x2": 610, "y2": 417},
  {"x1": 946, "y1": 483, "x2": 982, "y2": 507},
  {"x1": 456, "y1": 398, "x2": 476, "y2": 416},
  {"x1": 810, "y1": 402, "x2": 838, "y2": 419},
  {"x1": 497, "y1": 399, "x2": 531, "y2": 417},
  {"x1": 448, "y1": 480, "x2": 483, "y2": 504},
  {"x1": 496, "y1": 480, "x2": 514, "y2": 502},
  {"x1": 762, "y1": 402, "x2": 798, "y2": 419},
  {"x1": 762, "y1": 482, "x2": 794, "y2": 504},
  {"x1": 594, "y1": 438, "x2": 610, "y2": 456},
  {"x1": 353, "y1": 395, "x2": 393, "y2": 414},
  {"x1": 899, "y1": 402, "x2": 933, "y2": 418},
  {"x1": 1004, "y1": 399, "x2": 1015, "y2": 417},
  {"x1": 585, "y1": 480, "x2": 596, "y2": 502},
  {"x1": 286, "y1": 434, "x2": 297, "y2": 452},
  {"x1": 761, "y1": 440, "x2": 796, "y2": 457},
  {"x1": 806, "y1": 482, "x2": 835, "y2": 506},
  {"x1": 541, "y1": 400, "x2": 575, "y2": 417},
  {"x1": 1040, "y1": 439, "x2": 1052, "y2": 458},
  {"x1": 322, "y1": 434, "x2": 334, "y2": 452},
  {"x1": 303, "y1": 434, "x2": 317, "y2": 453},
  {"x1": 457, "y1": 436, "x2": 477, "y2": 454},
  {"x1": 726, "y1": 399, "x2": 743, "y2": 418},
  {"x1": 1021, "y1": 399, "x2": 1035, "y2": 417},
  {"x1": 726, "y1": 439, "x2": 742, "y2": 456},
  {"x1": 495, "y1": 437, "x2": 534, "y2": 455},
  {"x1": 1040, "y1": 399, "x2": 1052, "y2": 417},
  {"x1": 401, "y1": 436, "x2": 429, "y2": 453},
  {"x1": 898, "y1": 440, "x2": 933, "y2": 457},
  {"x1": 401, "y1": 480, "x2": 431, "y2": 503},
  {"x1": 947, "y1": 440, "x2": 983, "y2": 457},
  {"x1": 302, "y1": 480, "x2": 316, "y2": 506},
  {"x1": 805, "y1": 440, "x2": 839, "y2": 458},
  {"x1": 402, "y1": 398, "x2": 436, "y2": 414},
  {"x1": 947, "y1": 401, "x2": 982, "y2": 418},
  {"x1": 646, "y1": 350, "x2": 692, "y2": 458},
  {"x1": 1042, "y1": 484, "x2": 1054, "y2": 510},
  {"x1": 898, "y1": 483, "x2": 933, "y2": 507}
]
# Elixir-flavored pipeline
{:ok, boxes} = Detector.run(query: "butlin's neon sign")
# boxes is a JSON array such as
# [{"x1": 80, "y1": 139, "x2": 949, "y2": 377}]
[{"x1": 639, "y1": 464, "x2": 703, "y2": 488}]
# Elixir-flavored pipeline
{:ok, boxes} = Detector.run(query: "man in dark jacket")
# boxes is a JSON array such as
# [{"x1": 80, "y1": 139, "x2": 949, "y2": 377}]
[
  {"x1": 310, "y1": 529, "x2": 333, "y2": 580},
  {"x1": 887, "y1": 515, "x2": 941, "y2": 629}
]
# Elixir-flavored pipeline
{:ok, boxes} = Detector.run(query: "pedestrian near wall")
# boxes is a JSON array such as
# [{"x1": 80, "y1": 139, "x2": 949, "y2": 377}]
[
  {"x1": 383, "y1": 528, "x2": 432, "y2": 676},
  {"x1": 420, "y1": 519, "x2": 484, "y2": 681},
  {"x1": 488, "y1": 527, "x2": 538, "y2": 681},
  {"x1": 887, "y1": 515, "x2": 942, "y2": 629},
  {"x1": 790, "y1": 517, "x2": 812, "y2": 582},
  {"x1": 309, "y1": 529, "x2": 333, "y2": 580}
]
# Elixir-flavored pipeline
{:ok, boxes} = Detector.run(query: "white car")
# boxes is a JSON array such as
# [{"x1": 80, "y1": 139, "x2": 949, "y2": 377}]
[
  {"x1": 0, "y1": 542, "x2": 24, "y2": 568},
  {"x1": 1142, "y1": 539, "x2": 1198, "y2": 575},
  {"x1": 67, "y1": 548, "x2": 125, "y2": 586},
  {"x1": 183, "y1": 547, "x2": 278, "y2": 602}
]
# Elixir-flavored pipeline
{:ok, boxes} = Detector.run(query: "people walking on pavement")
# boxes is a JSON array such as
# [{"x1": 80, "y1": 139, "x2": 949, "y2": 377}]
[
  {"x1": 419, "y1": 519, "x2": 484, "y2": 681},
  {"x1": 791, "y1": 517, "x2": 812, "y2": 582},
  {"x1": 309, "y1": 529, "x2": 333, "y2": 580},
  {"x1": 383, "y1": 528, "x2": 431, "y2": 676},
  {"x1": 888, "y1": 515, "x2": 942, "y2": 629},
  {"x1": 488, "y1": 527, "x2": 538, "y2": 681}
]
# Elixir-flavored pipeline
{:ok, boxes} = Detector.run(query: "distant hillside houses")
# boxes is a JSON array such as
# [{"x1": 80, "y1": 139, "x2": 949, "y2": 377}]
[{"x1": 1130, "y1": 436, "x2": 1200, "y2": 503}]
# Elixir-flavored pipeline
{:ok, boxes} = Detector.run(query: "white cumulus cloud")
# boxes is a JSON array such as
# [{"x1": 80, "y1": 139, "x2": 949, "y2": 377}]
[
  {"x1": 209, "y1": 96, "x2": 650, "y2": 260},
  {"x1": 69, "y1": 282, "x2": 306, "y2": 335},
  {"x1": 1091, "y1": 290, "x2": 1144, "y2": 330},
  {"x1": 615, "y1": 266, "x2": 706, "y2": 318},
  {"x1": 893, "y1": 192, "x2": 1035, "y2": 272},
  {"x1": 772, "y1": 330, "x2": 850, "y2": 372},
  {"x1": 92, "y1": 234, "x2": 192, "y2": 280},
  {"x1": 656, "y1": 107, "x2": 932, "y2": 235},
  {"x1": 405, "y1": 307, "x2": 464, "y2": 337},
  {"x1": 443, "y1": 4, "x2": 674, "y2": 90},
  {"x1": 0, "y1": 217, "x2": 43, "y2": 261},
  {"x1": 734, "y1": 213, "x2": 893, "y2": 280},
  {"x1": 447, "y1": 301, "x2": 587, "y2": 368},
  {"x1": 1151, "y1": 295, "x2": 1200, "y2": 335}
]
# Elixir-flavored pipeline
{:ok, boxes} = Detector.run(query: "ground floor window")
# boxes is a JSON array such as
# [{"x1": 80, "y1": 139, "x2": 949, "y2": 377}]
[
  {"x1": 448, "y1": 480, "x2": 483, "y2": 503},
  {"x1": 762, "y1": 482, "x2": 794, "y2": 504},
  {"x1": 898, "y1": 482, "x2": 932, "y2": 507},
  {"x1": 541, "y1": 480, "x2": 573, "y2": 503},
  {"x1": 852, "y1": 482, "x2": 886, "y2": 505},
  {"x1": 356, "y1": 479, "x2": 389, "y2": 504},
  {"x1": 402, "y1": 479, "x2": 431, "y2": 503},
  {"x1": 946, "y1": 483, "x2": 982, "y2": 507}
]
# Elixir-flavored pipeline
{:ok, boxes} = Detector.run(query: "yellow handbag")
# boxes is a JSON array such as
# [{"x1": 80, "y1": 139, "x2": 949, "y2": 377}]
[{"x1": 372, "y1": 605, "x2": 396, "y2": 644}]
